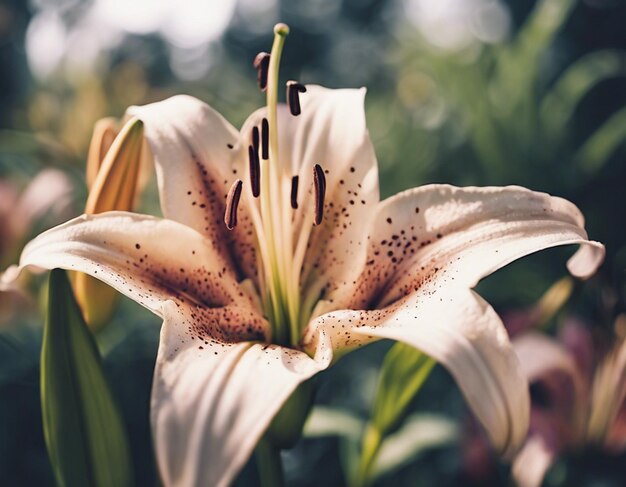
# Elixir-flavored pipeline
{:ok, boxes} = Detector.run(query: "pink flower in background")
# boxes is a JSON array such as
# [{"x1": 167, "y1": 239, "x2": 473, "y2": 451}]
[
  {"x1": 512, "y1": 319, "x2": 626, "y2": 487},
  {"x1": 0, "y1": 169, "x2": 74, "y2": 323},
  {"x1": 0, "y1": 169, "x2": 74, "y2": 266}
]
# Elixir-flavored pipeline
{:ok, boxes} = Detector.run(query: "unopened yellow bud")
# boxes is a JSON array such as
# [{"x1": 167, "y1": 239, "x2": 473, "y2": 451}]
[
  {"x1": 536, "y1": 276, "x2": 574, "y2": 329},
  {"x1": 86, "y1": 117, "x2": 119, "y2": 191},
  {"x1": 75, "y1": 117, "x2": 145, "y2": 330},
  {"x1": 85, "y1": 117, "x2": 144, "y2": 214}
]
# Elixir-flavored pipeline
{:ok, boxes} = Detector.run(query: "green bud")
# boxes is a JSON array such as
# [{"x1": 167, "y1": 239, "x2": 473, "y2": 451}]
[{"x1": 42, "y1": 269, "x2": 133, "y2": 487}]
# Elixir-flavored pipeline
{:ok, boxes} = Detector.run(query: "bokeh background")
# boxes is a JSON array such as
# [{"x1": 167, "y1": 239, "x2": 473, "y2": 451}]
[{"x1": 1, "y1": 0, "x2": 625, "y2": 485}]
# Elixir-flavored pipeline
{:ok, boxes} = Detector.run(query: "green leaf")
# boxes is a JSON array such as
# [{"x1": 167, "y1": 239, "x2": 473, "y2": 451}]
[
  {"x1": 574, "y1": 105, "x2": 626, "y2": 174},
  {"x1": 493, "y1": 0, "x2": 575, "y2": 113},
  {"x1": 41, "y1": 269, "x2": 133, "y2": 487},
  {"x1": 340, "y1": 435, "x2": 361, "y2": 487},
  {"x1": 541, "y1": 50, "x2": 626, "y2": 134},
  {"x1": 371, "y1": 342, "x2": 436, "y2": 436},
  {"x1": 372, "y1": 413, "x2": 458, "y2": 481},
  {"x1": 302, "y1": 406, "x2": 366, "y2": 487},
  {"x1": 516, "y1": 0, "x2": 575, "y2": 63},
  {"x1": 355, "y1": 343, "x2": 436, "y2": 486},
  {"x1": 302, "y1": 406, "x2": 364, "y2": 441}
]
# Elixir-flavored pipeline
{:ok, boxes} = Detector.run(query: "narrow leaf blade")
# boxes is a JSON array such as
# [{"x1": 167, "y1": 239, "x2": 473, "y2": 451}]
[
  {"x1": 41, "y1": 269, "x2": 133, "y2": 487},
  {"x1": 541, "y1": 50, "x2": 626, "y2": 134},
  {"x1": 372, "y1": 342, "x2": 436, "y2": 436},
  {"x1": 574, "y1": 106, "x2": 626, "y2": 174},
  {"x1": 372, "y1": 413, "x2": 458, "y2": 480}
]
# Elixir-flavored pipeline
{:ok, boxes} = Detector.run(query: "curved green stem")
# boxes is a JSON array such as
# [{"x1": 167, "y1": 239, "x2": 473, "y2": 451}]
[
  {"x1": 255, "y1": 437, "x2": 284, "y2": 487},
  {"x1": 353, "y1": 425, "x2": 382, "y2": 487}
]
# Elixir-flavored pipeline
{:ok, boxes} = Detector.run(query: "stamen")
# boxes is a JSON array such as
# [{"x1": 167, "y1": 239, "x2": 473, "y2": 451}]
[
  {"x1": 224, "y1": 179, "x2": 243, "y2": 230},
  {"x1": 290, "y1": 175, "x2": 299, "y2": 209},
  {"x1": 261, "y1": 118, "x2": 269, "y2": 160},
  {"x1": 313, "y1": 164, "x2": 326, "y2": 225},
  {"x1": 286, "y1": 81, "x2": 307, "y2": 116},
  {"x1": 251, "y1": 126, "x2": 259, "y2": 151},
  {"x1": 248, "y1": 145, "x2": 260, "y2": 198},
  {"x1": 253, "y1": 52, "x2": 270, "y2": 92}
]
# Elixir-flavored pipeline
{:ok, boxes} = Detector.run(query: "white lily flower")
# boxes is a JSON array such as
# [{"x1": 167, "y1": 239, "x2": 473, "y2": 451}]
[{"x1": 1, "y1": 24, "x2": 604, "y2": 487}]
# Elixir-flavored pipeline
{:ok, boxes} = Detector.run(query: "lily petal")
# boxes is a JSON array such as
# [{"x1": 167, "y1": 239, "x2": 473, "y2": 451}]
[
  {"x1": 304, "y1": 289, "x2": 528, "y2": 457},
  {"x1": 2, "y1": 210, "x2": 327, "y2": 485},
  {"x1": 511, "y1": 436, "x2": 556, "y2": 487},
  {"x1": 510, "y1": 333, "x2": 589, "y2": 487},
  {"x1": 332, "y1": 185, "x2": 604, "y2": 309},
  {"x1": 12, "y1": 168, "x2": 74, "y2": 240},
  {"x1": 152, "y1": 301, "x2": 326, "y2": 487},
  {"x1": 241, "y1": 85, "x2": 380, "y2": 294},
  {"x1": 1, "y1": 212, "x2": 266, "y2": 341},
  {"x1": 513, "y1": 332, "x2": 585, "y2": 397},
  {"x1": 513, "y1": 332, "x2": 587, "y2": 441},
  {"x1": 304, "y1": 185, "x2": 602, "y2": 455},
  {"x1": 127, "y1": 95, "x2": 258, "y2": 281}
]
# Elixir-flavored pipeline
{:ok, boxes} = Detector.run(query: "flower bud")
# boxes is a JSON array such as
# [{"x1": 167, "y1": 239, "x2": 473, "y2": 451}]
[
  {"x1": 74, "y1": 117, "x2": 144, "y2": 330},
  {"x1": 86, "y1": 117, "x2": 119, "y2": 191}
]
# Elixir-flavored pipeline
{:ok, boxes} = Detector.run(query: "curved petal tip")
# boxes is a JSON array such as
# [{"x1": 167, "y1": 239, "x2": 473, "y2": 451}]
[
  {"x1": 567, "y1": 241, "x2": 605, "y2": 280},
  {"x1": 0, "y1": 265, "x2": 28, "y2": 292}
]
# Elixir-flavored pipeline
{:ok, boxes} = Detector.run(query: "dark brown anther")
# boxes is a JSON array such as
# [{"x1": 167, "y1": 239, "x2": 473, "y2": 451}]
[
  {"x1": 286, "y1": 81, "x2": 307, "y2": 116},
  {"x1": 313, "y1": 164, "x2": 326, "y2": 225},
  {"x1": 290, "y1": 175, "x2": 299, "y2": 209},
  {"x1": 248, "y1": 145, "x2": 260, "y2": 198},
  {"x1": 261, "y1": 118, "x2": 269, "y2": 160},
  {"x1": 224, "y1": 179, "x2": 243, "y2": 230},
  {"x1": 251, "y1": 126, "x2": 259, "y2": 151},
  {"x1": 253, "y1": 52, "x2": 270, "y2": 91}
]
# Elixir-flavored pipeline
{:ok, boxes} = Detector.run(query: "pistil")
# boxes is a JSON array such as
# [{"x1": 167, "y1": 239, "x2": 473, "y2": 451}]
[
  {"x1": 243, "y1": 24, "x2": 321, "y2": 347},
  {"x1": 255, "y1": 23, "x2": 300, "y2": 345}
]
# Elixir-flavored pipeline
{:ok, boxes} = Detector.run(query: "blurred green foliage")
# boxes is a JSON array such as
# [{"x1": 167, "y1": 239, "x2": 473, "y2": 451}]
[
  {"x1": 1, "y1": 0, "x2": 626, "y2": 486},
  {"x1": 391, "y1": 0, "x2": 626, "y2": 188}
]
